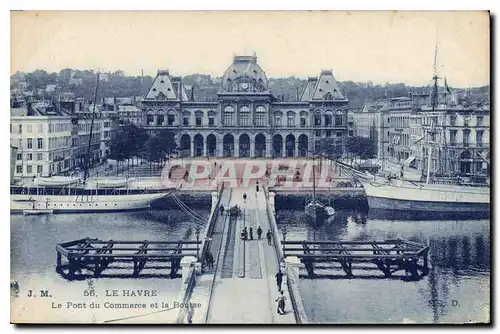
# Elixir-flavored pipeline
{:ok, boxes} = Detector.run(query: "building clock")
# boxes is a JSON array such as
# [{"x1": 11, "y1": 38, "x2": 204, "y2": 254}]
[{"x1": 241, "y1": 82, "x2": 249, "y2": 90}]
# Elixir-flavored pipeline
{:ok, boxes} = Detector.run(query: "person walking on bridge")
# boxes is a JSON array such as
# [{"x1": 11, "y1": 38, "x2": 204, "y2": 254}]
[
  {"x1": 187, "y1": 304, "x2": 195, "y2": 324},
  {"x1": 275, "y1": 269, "x2": 284, "y2": 292},
  {"x1": 257, "y1": 226, "x2": 263, "y2": 239},
  {"x1": 206, "y1": 251, "x2": 214, "y2": 270},
  {"x1": 249, "y1": 227, "x2": 254, "y2": 240},
  {"x1": 275, "y1": 291, "x2": 287, "y2": 315},
  {"x1": 243, "y1": 192, "x2": 247, "y2": 203},
  {"x1": 266, "y1": 229, "x2": 273, "y2": 245},
  {"x1": 219, "y1": 204, "x2": 225, "y2": 216}
]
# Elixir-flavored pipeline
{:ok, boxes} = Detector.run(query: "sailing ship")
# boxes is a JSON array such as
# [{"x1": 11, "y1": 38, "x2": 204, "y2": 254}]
[
  {"x1": 305, "y1": 155, "x2": 335, "y2": 226},
  {"x1": 341, "y1": 46, "x2": 490, "y2": 219},
  {"x1": 11, "y1": 73, "x2": 170, "y2": 213}
]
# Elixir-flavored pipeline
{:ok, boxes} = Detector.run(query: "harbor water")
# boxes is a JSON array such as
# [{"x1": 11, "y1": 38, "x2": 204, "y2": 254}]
[
  {"x1": 276, "y1": 210, "x2": 490, "y2": 324},
  {"x1": 10, "y1": 209, "x2": 209, "y2": 323},
  {"x1": 11, "y1": 206, "x2": 490, "y2": 324}
]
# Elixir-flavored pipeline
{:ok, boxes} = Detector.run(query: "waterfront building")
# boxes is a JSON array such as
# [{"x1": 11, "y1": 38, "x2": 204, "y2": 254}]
[
  {"x1": 353, "y1": 90, "x2": 490, "y2": 178},
  {"x1": 10, "y1": 106, "x2": 73, "y2": 178},
  {"x1": 414, "y1": 104, "x2": 490, "y2": 178},
  {"x1": 351, "y1": 100, "x2": 391, "y2": 160},
  {"x1": 141, "y1": 55, "x2": 349, "y2": 158},
  {"x1": 10, "y1": 94, "x2": 110, "y2": 179},
  {"x1": 102, "y1": 97, "x2": 142, "y2": 125}
]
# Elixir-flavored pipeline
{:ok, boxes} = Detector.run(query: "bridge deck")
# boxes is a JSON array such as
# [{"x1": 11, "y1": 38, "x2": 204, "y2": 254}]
[
  {"x1": 184, "y1": 187, "x2": 295, "y2": 324},
  {"x1": 205, "y1": 187, "x2": 295, "y2": 324}
]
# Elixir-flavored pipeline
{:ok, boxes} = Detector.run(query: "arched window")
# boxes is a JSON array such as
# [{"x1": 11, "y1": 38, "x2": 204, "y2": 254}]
[
  {"x1": 255, "y1": 106, "x2": 267, "y2": 126},
  {"x1": 463, "y1": 129, "x2": 470, "y2": 147},
  {"x1": 314, "y1": 111, "x2": 322, "y2": 126},
  {"x1": 300, "y1": 111, "x2": 307, "y2": 127},
  {"x1": 275, "y1": 111, "x2": 282, "y2": 127},
  {"x1": 335, "y1": 109, "x2": 344, "y2": 125},
  {"x1": 208, "y1": 110, "x2": 216, "y2": 126},
  {"x1": 240, "y1": 106, "x2": 251, "y2": 126},
  {"x1": 287, "y1": 111, "x2": 295, "y2": 127},
  {"x1": 183, "y1": 111, "x2": 190, "y2": 126},
  {"x1": 195, "y1": 110, "x2": 203, "y2": 127},
  {"x1": 167, "y1": 109, "x2": 176, "y2": 126},
  {"x1": 146, "y1": 110, "x2": 154, "y2": 125},
  {"x1": 224, "y1": 106, "x2": 234, "y2": 126},
  {"x1": 324, "y1": 110, "x2": 333, "y2": 126}
]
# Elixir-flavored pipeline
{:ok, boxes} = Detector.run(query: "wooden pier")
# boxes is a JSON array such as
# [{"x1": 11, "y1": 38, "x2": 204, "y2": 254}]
[
  {"x1": 282, "y1": 239, "x2": 430, "y2": 280},
  {"x1": 56, "y1": 238, "x2": 201, "y2": 280}
]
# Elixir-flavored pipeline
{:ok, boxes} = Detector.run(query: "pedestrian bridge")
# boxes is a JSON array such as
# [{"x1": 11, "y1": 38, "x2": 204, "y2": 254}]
[{"x1": 175, "y1": 184, "x2": 306, "y2": 324}]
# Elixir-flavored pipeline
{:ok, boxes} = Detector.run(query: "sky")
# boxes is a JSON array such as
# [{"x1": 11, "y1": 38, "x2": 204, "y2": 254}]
[{"x1": 10, "y1": 11, "x2": 490, "y2": 87}]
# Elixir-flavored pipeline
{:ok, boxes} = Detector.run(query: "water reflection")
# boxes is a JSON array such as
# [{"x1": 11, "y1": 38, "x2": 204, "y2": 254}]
[{"x1": 276, "y1": 209, "x2": 490, "y2": 323}]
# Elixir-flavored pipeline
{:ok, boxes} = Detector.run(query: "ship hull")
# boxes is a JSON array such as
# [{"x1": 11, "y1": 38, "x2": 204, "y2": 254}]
[
  {"x1": 10, "y1": 192, "x2": 168, "y2": 213},
  {"x1": 366, "y1": 197, "x2": 490, "y2": 220},
  {"x1": 305, "y1": 202, "x2": 335, "y2": 227},
  {"x1": 362, "y1": 180, "x2": 490, "y2": 219}
]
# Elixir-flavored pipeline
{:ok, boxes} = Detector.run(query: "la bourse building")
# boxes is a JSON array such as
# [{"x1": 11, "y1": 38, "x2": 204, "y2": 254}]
[{"x1": 141, "y1": 55, "x2": 349, "y2": 158}]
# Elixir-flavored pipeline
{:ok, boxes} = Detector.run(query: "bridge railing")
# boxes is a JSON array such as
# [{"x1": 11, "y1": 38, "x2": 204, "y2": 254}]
[
  {"x1": 175, "y1": 262, "x2": 197, "y2": 324},
  {"x1": 262, "y1": 184, "x2": 284, "y2": 262},
  {"x1": 263, "y1": 183, "x2": 307, "y2": 324},
  {"x1": 199, "y1": 182, "x2": 226, "y2": 267}
]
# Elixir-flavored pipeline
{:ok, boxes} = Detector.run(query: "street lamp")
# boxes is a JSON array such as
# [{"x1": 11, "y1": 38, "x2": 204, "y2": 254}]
[{"x1": 282, "y1": 227, "x2": 287, "y2": 259}]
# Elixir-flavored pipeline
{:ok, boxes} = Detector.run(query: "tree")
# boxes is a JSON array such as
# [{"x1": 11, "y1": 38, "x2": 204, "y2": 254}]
[
  {"x1": 141, "y1": 130, "x2": 178, "y2": 175},
  {"x1": 108, "y1": 132, "x2": 130, "y2": 176},
  {"x1": 346, "y1": 136, "x2": 376, "y2": 159},
  {"x1": 108, "y1": 123, "x2": 149, "y2": 173},
  {"x1": 315, "y1": 138, "x2": 343, "y2": 158}
]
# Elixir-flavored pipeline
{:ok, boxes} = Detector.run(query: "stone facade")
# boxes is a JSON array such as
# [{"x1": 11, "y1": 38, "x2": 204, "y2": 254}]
[{"x1": 141, "y1": 55, "x2": 349, "y2": 158}]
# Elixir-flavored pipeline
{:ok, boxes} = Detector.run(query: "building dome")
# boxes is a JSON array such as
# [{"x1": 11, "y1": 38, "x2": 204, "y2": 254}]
[{"x1": 221, "y1": 55, "x2": 268, "y2": 92}]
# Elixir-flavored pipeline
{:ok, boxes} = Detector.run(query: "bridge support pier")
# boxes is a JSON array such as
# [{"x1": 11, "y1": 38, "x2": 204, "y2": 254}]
[
  {"x1": 285, "y1": 256, "x2": 301, "y2": 278},
  {"x1": 303, "y1": 259, "x2": 314, "y2": 277},
  {"x1": 180, "y1": 256, "x2": 197, "y2": 283},
  {"x1": 211, "y1": 192, "x2": 218, "y2": 212}
]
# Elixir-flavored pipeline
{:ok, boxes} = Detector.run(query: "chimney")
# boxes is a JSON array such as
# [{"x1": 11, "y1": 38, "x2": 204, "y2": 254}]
[{"x1": 191, "y1": 85, "x2": 195, "y2": 101}]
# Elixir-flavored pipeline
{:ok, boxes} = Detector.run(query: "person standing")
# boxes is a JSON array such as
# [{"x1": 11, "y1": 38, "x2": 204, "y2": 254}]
[
  {"x1": 275, "y1": 269, "x2": 284, "y2": 292},
  {"x1": 266, "y1": 229, "x2": 273, "y2": 245},
  {"x1": 249, "y1": 227, "x2": 254, "y2": 240},
  {"x1": 220, "y1": 204, "x2": 225, "y2": 216},
  {"x1": 187, "y1": 304, "x2": 195, "y2": 324},
  {"x1": 207, "y1": 252, "x2": 214, "y2": 270},
  {"x1": 256, "y1": 180, "x2": 260, "y2": 192},
  {"x1": 275, "y1": 291, "x2": 286, "y2": 315},
  {"x1": 243, "y1": 192, "x2": 247, "y2": 203},
  {"x1": 257, "y1": 226, "x2": 263, "y2": 239}
]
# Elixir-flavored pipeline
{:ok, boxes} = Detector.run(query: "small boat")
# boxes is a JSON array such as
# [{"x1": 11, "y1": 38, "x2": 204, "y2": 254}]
[
  {"x1": 305, "y1": 156, "x2": 335, "y2": 227},
  {"x1": 37, "y1": 176, "x2": 80, "y2": 187},
  {"x1": 23, "y1": 209, "x2": 54, "y2": 215},
  {"x1": 325, "y1": 206, "x2": 336, "y2": 216},
  {"x1": 90, "y1": 178, "x2": 130, "y2": 189}
]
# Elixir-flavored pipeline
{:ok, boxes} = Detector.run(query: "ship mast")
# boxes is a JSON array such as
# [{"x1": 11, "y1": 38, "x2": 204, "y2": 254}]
[
  {"x1": 431, "y1": 43, "x2": 439, "y2": 112},
  {"x1": 426, "y1": 43, "x2": 439, "y2": 184},
  {"x1": 312, "y1": 154, "x2": 316, "y2": 201},
  {"x1": 83, "y1": 72, "x2": 100, "y2": 185}
]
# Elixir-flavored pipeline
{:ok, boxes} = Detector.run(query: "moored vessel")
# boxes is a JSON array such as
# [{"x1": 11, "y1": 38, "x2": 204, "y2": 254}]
[
  {"x1": 11, "y1": 186, "x2": 169, "y2": 213},
  {"x1": 305, "y1": 155, "x2": 335, "y2": 226}
]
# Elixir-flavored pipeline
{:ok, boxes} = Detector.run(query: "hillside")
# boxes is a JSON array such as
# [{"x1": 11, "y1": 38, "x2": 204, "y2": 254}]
[{"x1": 11, "y1": 70, "x2": 489, "y2": 108}]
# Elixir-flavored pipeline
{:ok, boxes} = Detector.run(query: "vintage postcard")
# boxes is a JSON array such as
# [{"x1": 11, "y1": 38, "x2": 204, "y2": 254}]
[{"x1": 10, "y1": 10, "x2": 490, "y2": 324}]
